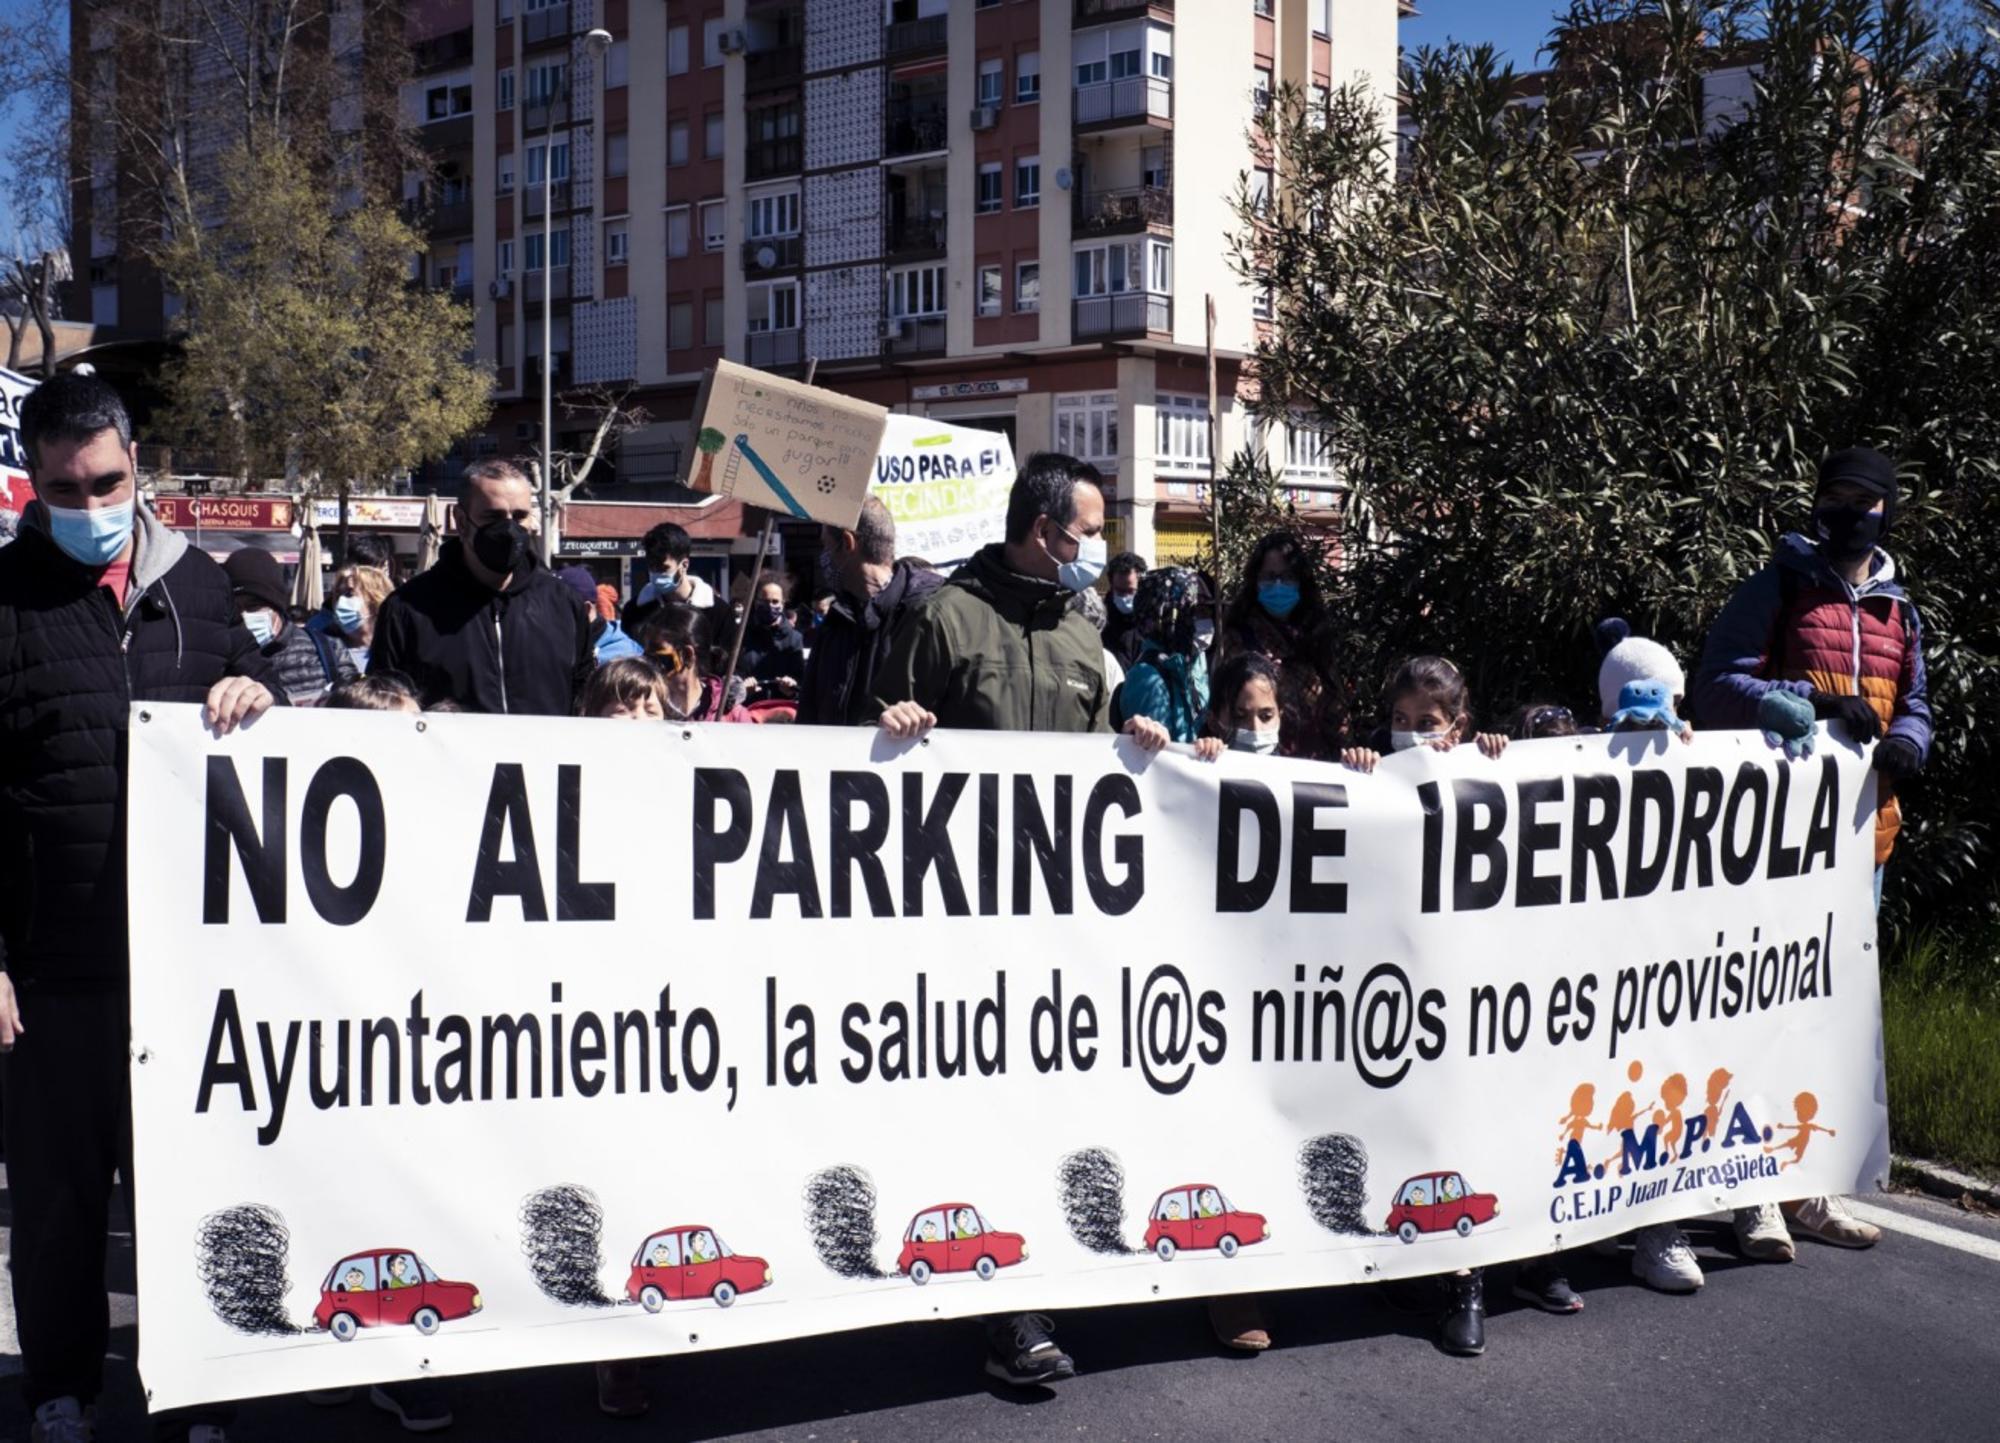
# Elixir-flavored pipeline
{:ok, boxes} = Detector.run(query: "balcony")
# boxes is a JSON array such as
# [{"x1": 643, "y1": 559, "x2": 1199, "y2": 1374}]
[
  {"x1": 886, "y1": 214, "x2": 947, "y2": 259},
  {"x1": 885, "y1": 15, "x2": 948, "y2": 59},
  {"x1": 524, "y1": 181, "x2": 572, "y2": 217},
  {"x1": 523, "y1": 267, "x2": 572, "y2": 303},
  {"x1": 1076, "y1": 0, "x2": 1173, "y2": 19},
  {"x1": 523, "y1": 88, "x2": 571, "y2": 131},
  {"x1": 1074, "y1": 290, "x2": 1170, "y2": 337},
  {"x1": 745, "y1": 134, "x2": 802, "y2": 181},
  {"x1": 883, "y1": 314, "x2": 946, "y2": 356},
  {"x1": 420, "y1": 113, "x2": 473, "y2": 150},
  {"x1": 745, "y1": 44, "x2": 802, "y2": 91},
  {"x1": 523, "y1": 1, "x2": 570, "y2": 47},
  {"x1": 1073, "y1": 185, "x2": 1171, "y2": 236},
  {"x1": 746, "y1": 327, "x2": 804, "y2": 369},
  {"x1": 1074, "y1": 76, "x2": 1172, "y2": 128},
  {"x1": 429, "y1": 197, "x2": 474, "y2": 234},
  {"x1": 886, "y1": 100, "x2": 948, "y2": 158},
  {"x1": 741, "y1": 234, "x2": 803, "y2": 271},
  {"x1": 413, "y1": 26, "x2": 474, "y2": 72}
]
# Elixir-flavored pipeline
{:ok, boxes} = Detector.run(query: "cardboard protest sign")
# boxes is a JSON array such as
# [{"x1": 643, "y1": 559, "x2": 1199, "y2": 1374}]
[
  {"x1": 686, "y1": 360, "x2": 888, "y2": 530},
  {"x1": 870, "y1": 413, "x2": 1015, "y2": 572}
]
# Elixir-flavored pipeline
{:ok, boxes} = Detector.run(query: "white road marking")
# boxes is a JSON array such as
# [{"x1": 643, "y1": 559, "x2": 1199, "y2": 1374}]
[{"x1": 1845, "y1": 1201, "x2": 2000, "y2": 1264}]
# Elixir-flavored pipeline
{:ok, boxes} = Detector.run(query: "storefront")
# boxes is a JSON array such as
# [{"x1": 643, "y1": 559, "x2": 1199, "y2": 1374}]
[{"x1": 150, "y1": 496, "x2": 302, "y2": 562}]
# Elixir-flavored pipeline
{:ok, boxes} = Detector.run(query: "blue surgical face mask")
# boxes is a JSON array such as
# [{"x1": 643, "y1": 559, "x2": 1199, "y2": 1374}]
[
  {"x1": 1055, "y1": 529, "x2": 1107, "y2": 593},
  {"x1": 243, "y1": 609, "x2": 277, "y2": 647},
  {"x1": 1110, "y1": 591, "x2": 1136, "y2": 615},
  {"x1": 46, "y1": 498, "x2": 135, "y2": 567},
  {"x1": 1258, "y1": 579, "x2": 1301, "y2": 621},
  {"x1": 652, "y1": 567, "x2": 680, "y2": 591},
  {"x1": 334, "y1": 595, "x2": 366, "y2": 633}
]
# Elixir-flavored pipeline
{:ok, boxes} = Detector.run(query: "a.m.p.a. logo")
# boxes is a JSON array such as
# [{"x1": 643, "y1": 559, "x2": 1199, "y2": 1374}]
[{"x1": 1548, "y1": 1062, "x2": 1833, "y2": 1224}]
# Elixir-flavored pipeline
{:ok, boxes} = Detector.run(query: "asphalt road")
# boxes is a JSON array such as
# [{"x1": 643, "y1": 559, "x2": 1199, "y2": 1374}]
[{"x1": 2, "y1": 1183, "x2": 1994, "y2": 1442}]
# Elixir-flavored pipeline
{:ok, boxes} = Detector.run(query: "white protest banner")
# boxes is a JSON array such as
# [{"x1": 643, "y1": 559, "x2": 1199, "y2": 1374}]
[
  {"x1": 0, "y1": 366, "x2": 38, "y2": 542},
  {"x1": 127, "y1": 712, "x2": 1887, "y2": 1410},
  {"x1": 870, "y1": 413, "x2": 1015, "y2": 572},
  {"x1": 686, "y1": 360, "x2": 889, "y2": 529}
]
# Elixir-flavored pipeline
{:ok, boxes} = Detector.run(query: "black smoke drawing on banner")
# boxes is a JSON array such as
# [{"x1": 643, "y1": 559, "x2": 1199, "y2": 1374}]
[
  {"x1": 1297, "y1": 1133, "x2": 1377, "y2": 1235},
  {"x1": 195, "y1": 1203, "x2": 306, "y2": 1335},
  {"x1": 803, "y1": 1165, "x2": 887, "y2": 1279},
  {"x1": 521, "y1": 1184, "x2": 617, "y2": 1306},
  {"x1": 1057, "y1": 1146, "x2": 1138, "y2": 1255}
]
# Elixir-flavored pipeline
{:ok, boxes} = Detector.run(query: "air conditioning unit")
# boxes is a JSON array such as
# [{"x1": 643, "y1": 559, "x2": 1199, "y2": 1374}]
[
  {"x1": 970, "y1": 105, "x2": 999, "y2": 131},
  {"x1": 489, "y1": 277, "x2": 512, "y2": 299},
  {"x1": 882, "y1": 319, "x2": 905, "y2": 340},
  {"x1": 718, "y1": 29, "x2": 748, "y2": 55}
]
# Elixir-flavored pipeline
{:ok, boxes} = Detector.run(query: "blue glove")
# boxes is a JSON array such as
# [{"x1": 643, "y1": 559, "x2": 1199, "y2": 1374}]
[{"x1": 1758, "y1": 689, "x2": 1817, "y2": 761}]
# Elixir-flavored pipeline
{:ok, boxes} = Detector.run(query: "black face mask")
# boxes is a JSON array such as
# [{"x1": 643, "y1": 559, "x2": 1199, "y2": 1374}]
[
  {"x1": 757, "y1": 601, "x2": 785, "y2": 628},
  {"x1": 471, "y1": 518, "x2": 534, "y2": 578},
  {"x1": 1814, "y1": 503, "x2": 1884, "y2": 564}
]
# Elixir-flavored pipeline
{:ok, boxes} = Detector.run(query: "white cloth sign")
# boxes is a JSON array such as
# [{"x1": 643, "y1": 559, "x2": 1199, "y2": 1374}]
[
  {"x1": 869, "y1": 414, "x2": 1014, "y2": 572},
  {"x1": 127, "y1": 711, "x2": 1887, "y2": 1410},
  {"x1": 0, "y1": 366, "x2": 37, "y2": 543}
]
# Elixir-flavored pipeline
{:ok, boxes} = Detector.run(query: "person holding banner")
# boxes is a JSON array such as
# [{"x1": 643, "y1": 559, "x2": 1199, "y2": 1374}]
[
  {"x1": 371, "y1": 460, "x2": 595, "y2": 716},
  {"x1": 0, "y1": 374, "x2": 275, "y2": 1443},
  {"x1": 1113, "y1": 567, "x2": 1210, "y2": 742},
  {"x1": 797, "y1": 495, "x2": 944, "y2": 726}
]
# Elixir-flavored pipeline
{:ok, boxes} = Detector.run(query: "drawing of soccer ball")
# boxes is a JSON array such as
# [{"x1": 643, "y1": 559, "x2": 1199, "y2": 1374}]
[{"x1": 816, "y1": 475, "x2": 837, "y2": 494}]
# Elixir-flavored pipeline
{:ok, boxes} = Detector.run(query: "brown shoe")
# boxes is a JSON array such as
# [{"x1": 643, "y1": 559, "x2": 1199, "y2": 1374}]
[
  {"x1": 596, "y1": 1359, "x2": 650, "y2": 1418},
  {"x1": 1207, "y1": 1295, "x2": 1271, "y2": 1351}
]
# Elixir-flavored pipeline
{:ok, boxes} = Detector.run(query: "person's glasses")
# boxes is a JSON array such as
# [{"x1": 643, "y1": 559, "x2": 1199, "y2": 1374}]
[{"x1": 1528, "y1": 706, "x2": 1573, "y2": 735}]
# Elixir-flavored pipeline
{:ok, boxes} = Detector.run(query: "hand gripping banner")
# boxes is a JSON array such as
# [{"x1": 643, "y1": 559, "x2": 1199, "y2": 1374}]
[{"x1": 125, "y1": 707, "x2": 1889, "y2": 1409}]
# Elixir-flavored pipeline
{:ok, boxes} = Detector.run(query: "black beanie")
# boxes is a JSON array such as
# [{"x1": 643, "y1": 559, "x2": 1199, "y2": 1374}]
[{"x1": 1816, "y1": 447, "x2": 1898, "y2": 529}]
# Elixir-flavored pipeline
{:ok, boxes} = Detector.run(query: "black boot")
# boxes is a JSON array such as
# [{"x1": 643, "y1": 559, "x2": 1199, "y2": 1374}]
[{"x1": 1439, "y1": 1269, "x2": 1486, "y2": 1356}]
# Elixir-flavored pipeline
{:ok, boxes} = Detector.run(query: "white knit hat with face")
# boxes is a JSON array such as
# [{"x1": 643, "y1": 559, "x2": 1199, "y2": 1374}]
[{"x1": 1599, "y1": 636, "x2": 1686, "y2": 721}]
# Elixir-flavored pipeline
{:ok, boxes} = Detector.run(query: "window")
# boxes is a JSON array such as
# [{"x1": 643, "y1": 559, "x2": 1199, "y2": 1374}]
[
  {"x1": 498, "y1": 0, "x2": 513, "y2": 24},
  {"x1": 522, "y1": 227, "x2": 570, "y2": 270},
  {"x1": 497, "y1": 71, "x2": 515, "y2": 111},
  {"x1": 668, "y1": 301, "x2": 693, "y2": 350},
  {"x1": 1016, "y1": 50, "x2": 1040, "y2": 102},
  {"x1": 1285, "y1": 416, "x2": 1334, "y2": 481},
  {"x1": 747, "y1": 191, "x2": 799, "y2": 237},
  {"x1": 748, "y1": 281, "x2": 799, "y2": 332},
  {"x1": 1151, "y1": 48, "x2": 1172, "y2": 80},
  {"x1": 605, "y1": 40, "x2": 629, "y2": 89},
  {"x1": 701, "y1": 200, "x2": 726, "y2": 250},
  {"x1": 667, "y1": 25, "x2": 689, "y2": 75},
  {"x1": 1150, "y1": 237, "x2": 1171, "y2": 292},
  {"x1": 497, "y1": 238, "x2": 516, "y2": 274},
  {"x1": 497, "y1": 153, "x2": 516, "y2": 194},
  {"x1": 887, "y1": 263, "x2": 946, "y2": 318},
  {"x1": 976, "y1": 163, "x2": 1002, "y2": 214},
  {"x1": 1015, "y1": 154, "x2": 1039, "y2": 209},
  {"x1": 1314, "y1": 0, "x2": 1331, "y2": 37},
  {"x1": 1156, "y1": 393, "x2": 1210, "y2": 474},
  {"x1": 527, "y1": 61, "x2": 566, "y2": 105},
  {"x1": 668, "y1": 120, "x2": 689, "y2": 166},
  {"x1": 606, "y1": 132, "x2": 629, "y2": 178},
  {"x1": 705, "y1": 294, "x2": 724, "y2": 346},
  {"x1": 1074, "y1": 238, "x2": 1168, "y2": 297},
  {"x1": 605, "y1": 222, "x2": 629, "y2": 266},
  {"x1": 527, "y1": 138, "x2": 570, "y2": 185},
  {"x1": 977, "y1": 265, "x2": 1001, "y2": 317},
  {"x1": 703, "y1": 18, "x2": 727, "y2": 67},
  {"x1": 1310, "y1": 83, "x2": 1329, "y2": 130},
  {"x1": 1252, "y1": 66, "x2": 1272, "y2": 115},
  {"x1": 425, "y1": 83, "x2": 472, "y2": 121},
  {"x1": 665, "y1": 206, "x2": 690, "y2": 257},
  {"x1": 1015, "y1": 260, "x2": 1039, "y2": 313},
  {"x1": 704, "y1": 111, "x2": 725, "y2": 158},
  {"x1": 1054, "y1": 392, "x2": 1119, "y2": 466},
  {"x1": 1142, "y1": 145, "x2": 1168, "y2": 190},
  {"x1": 1249, "y1": 168, "x2": 1272, "y2": 216},
  {"x1": 977, "y1": 60, "x2": 1003, "y2": 107}
]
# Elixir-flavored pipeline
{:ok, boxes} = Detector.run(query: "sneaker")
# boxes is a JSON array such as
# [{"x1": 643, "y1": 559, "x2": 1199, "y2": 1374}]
[
  {"x1": 595, "y1": 1360, "x2": 650, "y2": 1419},
  {"x1": 369, "y1": 1382, "x2": 455, "y2": 1434},
  {"x1": 1512, "y1": 1258, "x2": 1584, "y2": 1314},
  {"x1": 1437, "y1": 1270, "x2": 1486, "y2": 1356},
  {"x1": 983, "y1": 1312, "x2": 1076, "y2": 1386},
  {"x1": 1631, "y1": 1224, "x2": 1704, "y2": 1293},
  {"x1": 1206, "y1": 1295, "x2": 1271, "y2": 1351},
  {"x1": 1785, "y1": 1195, "x2": 1882, "y2": 1249},
  {"x1": 30, "y1": 1398, "x2": 92, "y2": 1443},
  {"x1": 1733, "y1": 1203, "x2": 1797, "y2": 1262}
]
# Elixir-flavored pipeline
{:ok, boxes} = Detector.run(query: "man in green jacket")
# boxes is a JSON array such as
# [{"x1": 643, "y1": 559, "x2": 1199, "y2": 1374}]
[
  {"x1": 871, "y1": 452, "x2": 1167, "y2": 743},
  {"x1": 867, "y1": 453, "x2": 1165, "y2": 1389}
]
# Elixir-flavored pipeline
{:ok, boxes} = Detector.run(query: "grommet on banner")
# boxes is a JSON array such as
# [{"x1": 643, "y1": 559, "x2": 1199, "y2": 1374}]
[
  {"x1": 688, "y1": 1333, "x2": 700, "y2": 1345},
  {"x1": 416, "y1": 720, "x2": 427, "y2": 734},
  {"x1": 139, "y1": 710, "x2": 152, "y2": 724},
  {"x1": 681, "y1": 729, "x2": 693, "y2": 741}
]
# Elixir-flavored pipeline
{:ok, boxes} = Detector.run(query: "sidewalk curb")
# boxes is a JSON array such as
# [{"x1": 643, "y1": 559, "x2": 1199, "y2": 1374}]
[{"x1": 1891, "y1": 1154, "x2": 2000, "y2": 1210}]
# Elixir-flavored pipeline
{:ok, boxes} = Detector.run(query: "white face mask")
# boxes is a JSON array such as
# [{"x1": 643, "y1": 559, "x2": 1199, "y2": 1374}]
[
  {"x1": 1390, "y1": 729, "x2": 1451, "y2": 752},
  {"x1": 1231, "y1": 727, "x2": 1280, "y2": 755},
  {"x1": 1192, "y1": 619, "x2": 1216, "y2": 653}
]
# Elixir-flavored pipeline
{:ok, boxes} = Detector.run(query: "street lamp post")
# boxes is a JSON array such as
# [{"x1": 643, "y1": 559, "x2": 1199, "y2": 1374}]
[{"x1": 542, "y1": 25, "x2": 615, "y2": 565}]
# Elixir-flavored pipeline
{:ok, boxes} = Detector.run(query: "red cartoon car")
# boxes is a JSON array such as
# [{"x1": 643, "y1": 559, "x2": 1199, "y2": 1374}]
[
  {"x1": 896, "y1": 1203, "x2": 1028, "y2": 1285},
  {"x1": 1143, "y1": 1184, "x2": 1270, "y2": 1261},
  {"x1": 313, "y1": 1249, "x2": 482, "y2": 1341},
  {"x1": 1385, "y1": 1171, "x2": 1501, "y2": 1243},
  {"x1": 625, "y1": 1226, "x2": 772, "y2": 1310}
]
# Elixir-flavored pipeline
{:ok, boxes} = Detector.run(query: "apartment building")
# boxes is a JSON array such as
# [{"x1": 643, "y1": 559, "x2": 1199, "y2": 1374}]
[{"x1": 419, "y1": 0, "x2": 1403, "y2": 567}]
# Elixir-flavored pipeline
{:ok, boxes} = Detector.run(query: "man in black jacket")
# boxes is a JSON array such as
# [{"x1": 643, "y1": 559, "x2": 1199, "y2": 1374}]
[
  {"x1": 797, "y1": 495, "x2": 943, "y2": 725},
  {"x1": 372, "y1": 459, "x2": 594, "y2": 714},
  {"x1": 0, "y1": 374, "x2": 275, "y2": 1442}
]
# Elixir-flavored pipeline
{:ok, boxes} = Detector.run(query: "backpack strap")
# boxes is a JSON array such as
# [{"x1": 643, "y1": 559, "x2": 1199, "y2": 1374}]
[{"x1": 309, "y1": 628, "x2": 340, "y2": 686}]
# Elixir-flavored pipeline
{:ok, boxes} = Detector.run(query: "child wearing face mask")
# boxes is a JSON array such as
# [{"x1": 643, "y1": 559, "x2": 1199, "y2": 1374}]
[
  {"x1": 635, "y1": 604, "x2": 753, "y2": 723},
  {"x1": 1192, "y1": 652, "x2": 1377, "y2": 769},
  {"x1": 1348, "y1": 656, "x2": 1507, "y2": 772}
]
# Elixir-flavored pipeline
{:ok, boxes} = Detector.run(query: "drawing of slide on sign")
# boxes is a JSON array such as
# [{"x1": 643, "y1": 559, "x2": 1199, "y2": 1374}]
[{"x1": 685, "y1": 359, "x2": 889, "y2": 529}]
